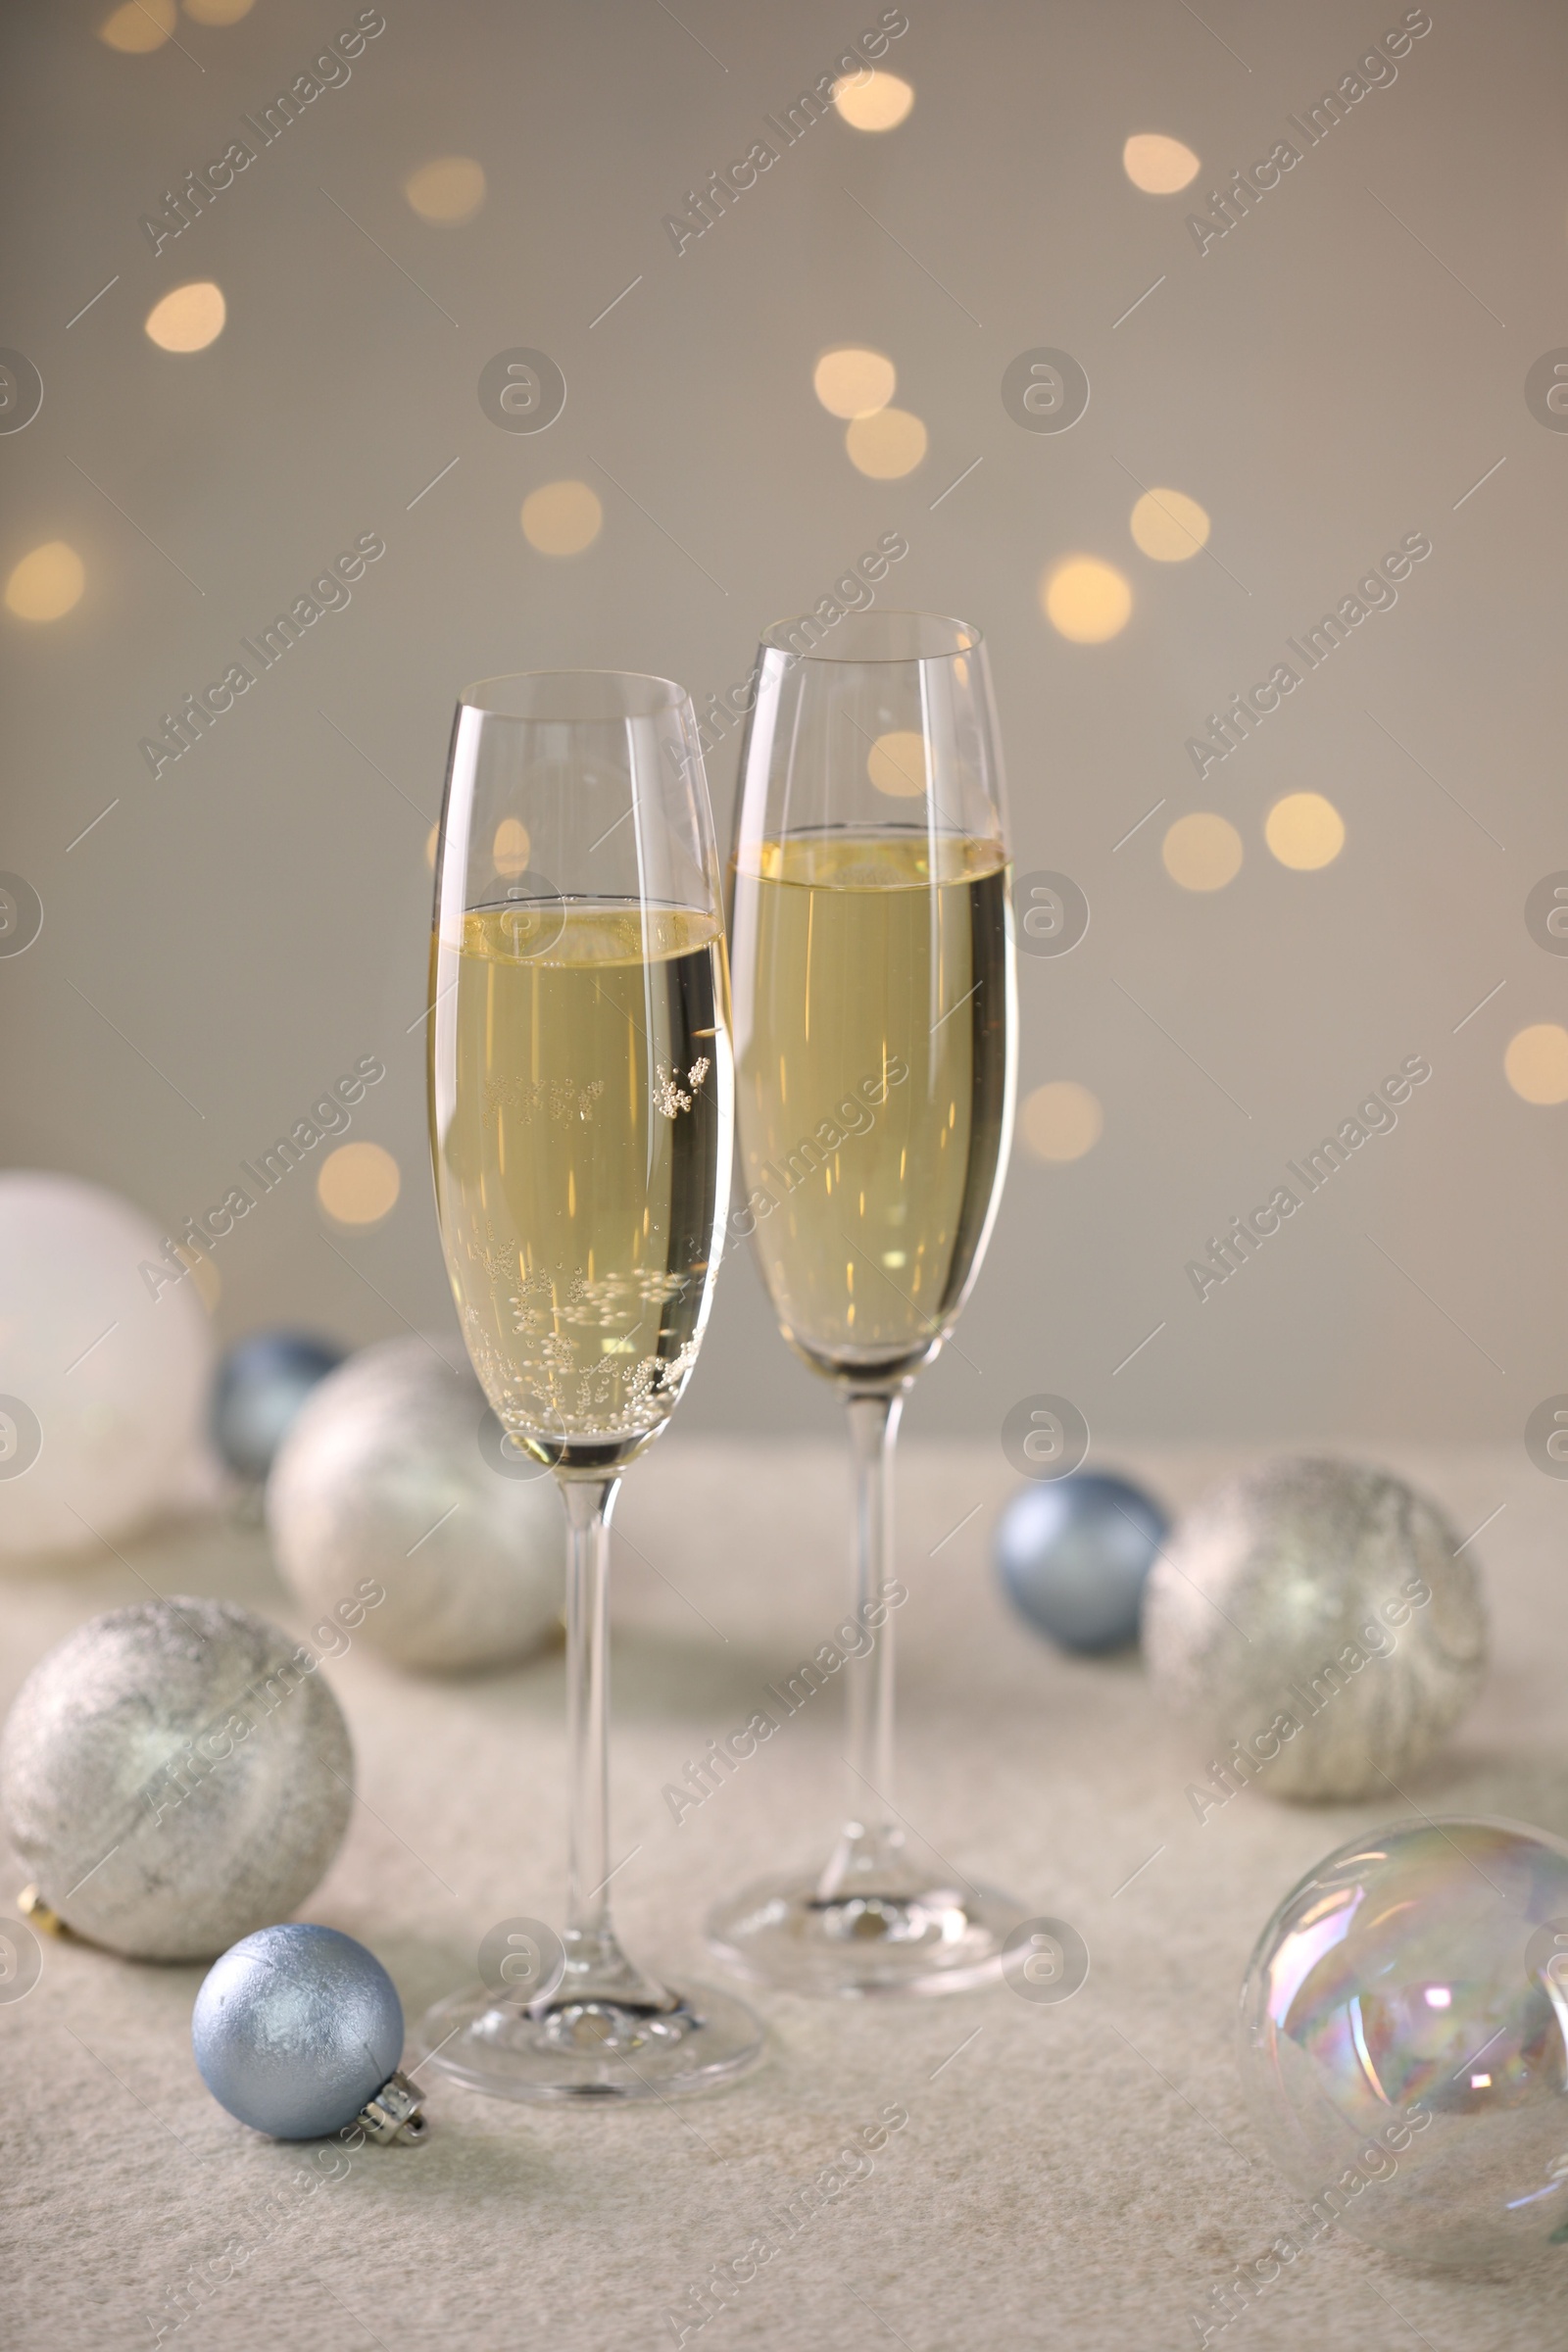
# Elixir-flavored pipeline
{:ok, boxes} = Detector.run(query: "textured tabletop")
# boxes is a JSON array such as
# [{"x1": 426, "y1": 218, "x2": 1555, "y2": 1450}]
[{"x1": 2, "y1": 1439, "x2": 1565, "y2": 2352}]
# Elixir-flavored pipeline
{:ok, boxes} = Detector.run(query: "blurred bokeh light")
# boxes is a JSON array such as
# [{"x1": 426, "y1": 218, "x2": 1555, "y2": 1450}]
[
  {"x1": 1265, "y1": 792, "x2": 1346, "y2": 871},
  {"x1": 405, "y1": 157, "x2": 487, "y2": 223},
  {"x1": 813, "y1": 348, "x2": 896, "y2": 418},
  {"x1": 5, "y1": 542, "x2": 85, "y2": 622},
  {"x1": 145, "y1": 282, "x2": 226, "y2": 354},
  {"x1": 521, "y1": 481, "x2": 603, "y2": 555},
  {"x1": 845, "y1": 408, "x2": 927, "y2": 478},
  {"x1": 318, "y1": 1142, "x2": 402, "y2": 1225},
  {"x1": 1042, "y1": 557, "x2": 1132, "y2": 643},
  {"x1": 1162, "y1": 812, "x2": 1243, "y2": 891},
  {"x1": 1122, "y1": 132, "x2": 1200, "y2": 192},
  {"x1": 1022, "y1": 1081, "x2": 1103, "y2": 1163},
  {"x1": 834, "y1": 72, "x2": 914, "y2": 129}
]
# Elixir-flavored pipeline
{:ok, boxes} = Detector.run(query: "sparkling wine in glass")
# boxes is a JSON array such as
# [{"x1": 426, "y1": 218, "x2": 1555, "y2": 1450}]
[
  {"x1": 420, "y1": 669, "x2": 762, "y2": 2098},
  {"x1": 707, "y1": 612, "x2": 1025, "y2": 1995}
]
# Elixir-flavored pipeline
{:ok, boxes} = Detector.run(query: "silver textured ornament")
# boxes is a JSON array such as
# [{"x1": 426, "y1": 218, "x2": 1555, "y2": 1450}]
[
  {"x1": 193, "y1": 1923, "x2": 425, "y2": 2142},
  {"x1": 0, "y1": 1598, "x2": 353, "y2": 1960},
  {"x1": 1143, "y1": 1457, "x2": 1488, "y2": 1801},
  {"x1": 267, "y1": 1337, "x2": 565, "y2": 1673}
]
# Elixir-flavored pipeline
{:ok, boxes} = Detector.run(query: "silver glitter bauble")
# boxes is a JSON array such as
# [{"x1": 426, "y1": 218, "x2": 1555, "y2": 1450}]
[
  {"x1": 1143, "y1": 1458, "x2": 1488, "y2": 1802},
  {"x1": 193, "y1": 1923, "x2": 409, "y2": 2139},
  {"x1": 266, "y1": 1338, "x2": 565, "y2": 1674},
  {"x1": 0, "y1": 1598, "x2": 353, "y2": 1960}
]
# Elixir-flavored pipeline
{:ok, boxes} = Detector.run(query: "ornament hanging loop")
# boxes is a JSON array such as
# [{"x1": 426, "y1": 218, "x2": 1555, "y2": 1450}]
[{"x1": 355, "y1": 2068, "x2": 428, "y2": 2145}]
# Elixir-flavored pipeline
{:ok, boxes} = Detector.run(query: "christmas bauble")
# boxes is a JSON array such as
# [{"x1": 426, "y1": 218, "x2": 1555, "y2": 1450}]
[
  {"x1": 0, "y1": 1598, "x2": 353, "y2": 1960},
  {"x1": 994, "y1": 1471, "x2": 1167, "y2": 1652},
  {"x1": 1143, "y1": 1457, "x2": 1487, "y2": 1801},
  {"x1": 267, "y1": 1338, "x2": 564, "y2": 1673},
  {"x1": 0, "y1": 1171, "x2": 219, "y2": 1558},
  {"x1": 1239, "y1": 1817, "x2": 1568, "y2": 2269},
  {"x1": 212, "y1": 1331, "x2": 346, "y2": 1481},
  {"x1": 193, "y1": 1923, "x2": 423, "y2": 2141}
]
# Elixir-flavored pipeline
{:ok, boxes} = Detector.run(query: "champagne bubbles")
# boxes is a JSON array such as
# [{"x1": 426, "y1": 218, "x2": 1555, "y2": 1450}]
[{"x1": 1239, "y1": 1818, "x2": 1568, "y2": 2270}]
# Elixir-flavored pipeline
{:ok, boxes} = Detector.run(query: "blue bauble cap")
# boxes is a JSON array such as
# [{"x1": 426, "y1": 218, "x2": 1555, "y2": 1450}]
[
  {"x1": 211, "y1": 1331, "x2": 346, "y2": 1481},
  {"x1": 192, "y1": 1923, "x2": 405, "y2": 2139},
  {"x1": 995, "y1": 1472, "x2": 1169, "y2": 1654}
]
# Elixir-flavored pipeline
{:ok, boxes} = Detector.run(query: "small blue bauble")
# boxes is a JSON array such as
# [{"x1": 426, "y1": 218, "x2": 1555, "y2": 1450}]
[
  {"x1": 995, "y1": 1472, "x2": 1168, "y2": 1653},
  {"x1": 192, "y1": 1924, "x2": 404, "y2": 2139},
  {"x1": 212, "y1": 1331, "x2": 346, "y2": 1481}
]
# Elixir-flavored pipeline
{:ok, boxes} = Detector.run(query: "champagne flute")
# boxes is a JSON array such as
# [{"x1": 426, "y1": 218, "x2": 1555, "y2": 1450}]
[
  {"x1": 707, "y1": 612, "x2": 1024, "y2": 1996},
  {"x1": 419, "y1": 669, "x2": 762, "y2": 2099}
]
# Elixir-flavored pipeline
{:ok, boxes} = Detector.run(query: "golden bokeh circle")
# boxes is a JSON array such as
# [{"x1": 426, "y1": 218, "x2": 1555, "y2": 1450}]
[
  {"x1": 405, "y1": 157, "x2": 487, "y2": 224},
  {"x1": 5, "y1": 543, "x2": 85, "y2": 622},
  {"x1": 867, "y1": 731, "x2": 928, "y2": 798},
  {"x1": 1021, "y1": 1081, "x2": 1103, "y2": 1163},
  {"x1": 425, "y1": 824, "x2": 439, "y2": 871},
  {"x1": 145, "y1": 281, "x2": 226, "y2": 353},
  {"x1": 813, "y1": 347, "x2": 896, "y2": 418},
  {"x1": 1504, "y1": 1024, "x2": 1568, "y2": 1105},
  {"x1": 521, "y1": 480, "x2": 603, "y2": 556},
  {"x1": 318, "y1": 1142, "x2": 402, "y2": 1225},
  {"x1": 833, "y1": 72, "x2": 914, "y2": 130},
  {"x1": 100, "y1": 0, "x2": 174, "y2": 50},
  {"x1": 1265, "y1": 792, "x2": 1346, "y2": 871},
  {"x1": 1042, "y1": 557, "x2": 1132, "y2": 644},
  {"x1": 1123, "y1": 133, "x2": 1201, "y2": 192},
  {"x1": 1162, "y1": 811, "x2": 1243, "y2": 891},
  {"x1": 493, "y1": 817, "x2": 531, "y2": 877},
  {"x1": 845, "y1": 407, "x2": 927, "y2": 478},
  {"x1": 1130, "y1": 488, "x2": 1210, "y2": 562}
]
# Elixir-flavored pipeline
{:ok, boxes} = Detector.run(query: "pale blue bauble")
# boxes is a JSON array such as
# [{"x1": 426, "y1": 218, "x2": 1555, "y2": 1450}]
[
  {"x1": 212, "y1": 1332, "x2": 346, "y2": 1481},
  {"x1": 995, "y1": 1472, "x2": 1168, "y2": 1653},
  {"x1": 193, "y1": 1923, "x2": 403, "y2": 2138}
]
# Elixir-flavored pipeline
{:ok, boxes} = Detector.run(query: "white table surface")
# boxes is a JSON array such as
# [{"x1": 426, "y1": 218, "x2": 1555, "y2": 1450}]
[{"x1": 3, "y1": 1438, "x2": 1565, "y2": 2352}]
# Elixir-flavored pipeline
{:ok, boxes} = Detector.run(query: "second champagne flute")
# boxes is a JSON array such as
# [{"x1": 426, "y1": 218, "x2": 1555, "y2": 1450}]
[{"x1": 708, "y1": 611, "x2": 1026, "y2": 1996}]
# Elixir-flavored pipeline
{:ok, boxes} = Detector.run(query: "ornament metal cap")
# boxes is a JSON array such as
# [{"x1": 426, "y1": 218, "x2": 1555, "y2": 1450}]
[{"x1": 356, "y1": 2068, "x2": 428, "y2": 2144}]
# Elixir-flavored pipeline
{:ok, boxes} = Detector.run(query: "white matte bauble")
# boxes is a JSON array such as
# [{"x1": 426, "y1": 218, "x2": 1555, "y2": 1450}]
[
  {"x1": 1143, "y1": 1457, "x2": 1487, "y2": 1801},
  {"x1": 267, "y1": 1339, "x2": 565, "y2": 1673},
  {"x1": 0, "y1": 1171, "x2": 220, "y2": 1559},
  {"x1": 0, "y1": 1597, "x2": 353, "y2": 1960}
]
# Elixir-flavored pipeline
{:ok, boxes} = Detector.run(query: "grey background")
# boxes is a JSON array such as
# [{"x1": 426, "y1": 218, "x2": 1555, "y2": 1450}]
[{"x1": 1, "y1": 0, "x2": 1561, "y2": 1451}]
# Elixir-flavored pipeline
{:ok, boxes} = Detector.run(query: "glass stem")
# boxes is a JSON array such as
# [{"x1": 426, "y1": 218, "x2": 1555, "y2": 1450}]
[
  {"x1": 818, "y1": 1388, "x2": 910, "y2": 1900},
  {"x1": 555, "y1": 1476, "x2": 667, "y2": 2004}
]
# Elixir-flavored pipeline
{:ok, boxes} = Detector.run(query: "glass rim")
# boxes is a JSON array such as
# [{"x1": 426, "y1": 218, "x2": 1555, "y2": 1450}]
[
  {"x1": 459, "y1": 667, "x2": 693, "y2": 721},
  {"x1": 757, "y1": 610, "x2": 983, "y2": 665}
]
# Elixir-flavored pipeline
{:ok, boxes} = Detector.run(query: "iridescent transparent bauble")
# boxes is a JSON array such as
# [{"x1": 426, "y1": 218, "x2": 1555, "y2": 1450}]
[{"x1": 1239, "y1": 1817, "x2": 1568, "y2": 2270}]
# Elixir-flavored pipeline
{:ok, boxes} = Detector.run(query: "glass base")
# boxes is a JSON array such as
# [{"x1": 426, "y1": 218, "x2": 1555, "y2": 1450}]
[
  {"x1": 706, "y1": 1866, "x2": 1029, "y2": 1997},
  {"x1": 418, "y1": 1976, "x2": 765, "y2": 2104}
]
